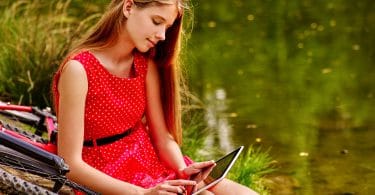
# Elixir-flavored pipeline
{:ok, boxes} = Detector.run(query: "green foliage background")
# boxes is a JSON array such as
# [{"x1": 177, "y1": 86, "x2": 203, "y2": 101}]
[{"x1": 2, "y1": 0, "x2": 373, "y2": 193}]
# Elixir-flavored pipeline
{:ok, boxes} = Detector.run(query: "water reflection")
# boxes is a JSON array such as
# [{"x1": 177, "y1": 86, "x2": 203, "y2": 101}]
[{"x1": 204, "y1": 88, "x2": 233, "y2": 153}]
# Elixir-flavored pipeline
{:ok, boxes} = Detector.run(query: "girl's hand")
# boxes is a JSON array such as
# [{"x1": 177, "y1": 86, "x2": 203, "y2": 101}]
[
  {"x1": 143, "y1": 179, "x2": 196, "y2": 195},
  {"x1": 178, "y1": 161, "x2": 216, "y2": 183}
]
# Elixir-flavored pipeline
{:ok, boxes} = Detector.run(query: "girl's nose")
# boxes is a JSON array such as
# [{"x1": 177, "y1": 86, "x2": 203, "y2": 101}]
[{"x1": 155, "y1": 28, "x2": 166, "y2": 41}]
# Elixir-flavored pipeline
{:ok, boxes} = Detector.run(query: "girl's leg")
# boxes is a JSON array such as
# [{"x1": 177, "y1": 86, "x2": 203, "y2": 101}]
[
  {"x1": 209, "y1": 178, "x2": 259, "y2": 195},
  {"x1": 194, "y1": 180, "x2": 214, "y2": 195},
  {"x1": 199, "y1": 191, "x2": 214, "y2": 195}
]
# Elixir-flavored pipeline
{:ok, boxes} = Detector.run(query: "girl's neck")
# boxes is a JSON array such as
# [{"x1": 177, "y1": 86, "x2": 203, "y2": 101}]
[
  {"x1": 93, "y1": 29, "x2": 136, "y2": 64},
  {"x1": 91, "y1": 35, "x2": 136, "y2": 78},
  {"x1": 102, "y1": 35, "x2": 135, "y2": 66},
  {"x1": 102, "y1": 46, "x2": 133, "y2": 66}
]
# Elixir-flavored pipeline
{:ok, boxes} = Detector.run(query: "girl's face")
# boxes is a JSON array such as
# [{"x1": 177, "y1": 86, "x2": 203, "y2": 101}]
[{"x1": 124, "y1": 1, "x2": 179, "y2": 52}]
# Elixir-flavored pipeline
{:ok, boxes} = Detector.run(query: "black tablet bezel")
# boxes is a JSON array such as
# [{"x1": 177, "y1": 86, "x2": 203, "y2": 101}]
[{"x1": 191, "y1": 146, "x2": 244, "y2": 195}]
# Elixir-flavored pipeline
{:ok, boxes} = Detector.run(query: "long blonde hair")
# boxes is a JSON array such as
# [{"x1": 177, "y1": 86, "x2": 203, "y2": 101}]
[{"x1": 55, "y1": 0, "x2": 191, "y2": 145}]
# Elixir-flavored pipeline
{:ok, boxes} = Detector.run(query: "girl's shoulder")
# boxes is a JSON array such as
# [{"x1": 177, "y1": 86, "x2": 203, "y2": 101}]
[
  {"x1": 66, "y1": 50, "x2": 104, "y2": 73},
  {"x1": 69, "y1": 50, "x2": 93, "y2": 63}
]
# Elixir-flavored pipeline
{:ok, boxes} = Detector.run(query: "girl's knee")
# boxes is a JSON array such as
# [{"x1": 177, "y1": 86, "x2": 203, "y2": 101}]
[{"x1": 210, "y1": 179, "x2": 258, "y2": 195}]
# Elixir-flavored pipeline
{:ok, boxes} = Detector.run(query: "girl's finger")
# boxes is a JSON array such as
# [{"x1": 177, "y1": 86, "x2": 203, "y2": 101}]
[
  {"x1": 201, "y1": 164, "x2": 215, "y2": 178},
  {"x1": 184, "y1": 167, "x2": 201, "y2": 175},
  {"x1": 190, "y1": 161, "x2": 215, "y2": 169},
  {"x1": 159, "y1": 184, "x2": 185, "y2": 194},
  {"x1": 184, "y1": 161, "x2": 215, "y2": 175},
  {"x1": 166, "y1": 179, "x2": 196, "y2": 186}
]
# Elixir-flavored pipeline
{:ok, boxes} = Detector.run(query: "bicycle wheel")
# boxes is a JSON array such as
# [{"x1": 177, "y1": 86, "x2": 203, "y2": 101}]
[
  {"x1": 0, "y1": 109, "x2": 39, "y2": 125},
  {"x1": 0, "y1": 134, "x2": 98, "y2": 195},
  {"x1": 0, "y1": 120, "x2": 48, "y2": 144},
  {"x1": 0, "y1": 144, "x2": 71, "y2": 194},
  {"x1": 0, "y1": 166, "x2": 56, "y2": 195},
  {"x1": 0, "y1": 105, "x2": 58, "y2": 143},
  {"x1": 0, "y1": 113, "x2": 57, "y2": 154},
  {"x1": 0, "y1": 145, "x2": 97, "y2": 195}
]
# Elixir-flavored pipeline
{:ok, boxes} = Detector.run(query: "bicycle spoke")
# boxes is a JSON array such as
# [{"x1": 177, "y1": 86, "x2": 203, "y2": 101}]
[{"x1": 0, "y1": 145, "x2": 98, "y2": 194}]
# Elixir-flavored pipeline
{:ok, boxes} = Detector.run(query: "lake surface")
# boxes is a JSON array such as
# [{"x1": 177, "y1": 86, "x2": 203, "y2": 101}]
[{"x1": 188, "y1": 1, "x2": 374, "y2": 194}]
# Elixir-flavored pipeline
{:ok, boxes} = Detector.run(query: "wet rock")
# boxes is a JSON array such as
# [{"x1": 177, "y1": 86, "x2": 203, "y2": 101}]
[
  {"x1": 333, "y1": 192, "x2": 355, "y2": 195},
  {"x1": 340, "y1": 149, "x2": 349, "y2": 155}
]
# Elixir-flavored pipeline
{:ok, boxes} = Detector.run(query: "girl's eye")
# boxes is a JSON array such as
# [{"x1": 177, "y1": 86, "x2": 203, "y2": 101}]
[{"x1": 152, "y1": 19, "x2": 163, "y2": 25}]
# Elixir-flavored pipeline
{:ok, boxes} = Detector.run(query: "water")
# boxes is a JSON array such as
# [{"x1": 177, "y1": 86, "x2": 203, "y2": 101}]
[{"x1": 188, "y1": 0, "x2": 374, "y2": 194}]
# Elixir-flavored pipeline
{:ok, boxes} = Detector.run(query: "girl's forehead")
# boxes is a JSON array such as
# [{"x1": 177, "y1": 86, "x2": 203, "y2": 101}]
[
  {"x1": 157, "y1": 0, "x2": 176, "y2": 4},
  {"x1": 142, "y1": 0, "x2": 178, "y2": 3},
  {"x1": 143, "y1": 3, "x2": 179, "y2": 19},
  {"x1": 135, "y1": 0, "x2": 178, "y2": 5},
  {"x1": 134, "y1": 0, "x2": 185, "y2": 16}
]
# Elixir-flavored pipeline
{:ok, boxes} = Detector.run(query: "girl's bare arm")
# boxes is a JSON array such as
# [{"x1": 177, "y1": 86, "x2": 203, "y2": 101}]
[{"x1": 145, "y1": 59, "x2": 188, "y2": 174}]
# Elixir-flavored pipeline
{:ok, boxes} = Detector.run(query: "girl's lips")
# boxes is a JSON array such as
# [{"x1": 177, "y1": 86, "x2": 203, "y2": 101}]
[{"x1": 147, "y1": 39, "x2": 156, "y2": 47}]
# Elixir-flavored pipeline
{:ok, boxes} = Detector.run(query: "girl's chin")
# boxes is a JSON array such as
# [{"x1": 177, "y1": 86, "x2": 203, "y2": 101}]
[{"x1": 136, "y1": 46, "x2": 152, "y2": 53}]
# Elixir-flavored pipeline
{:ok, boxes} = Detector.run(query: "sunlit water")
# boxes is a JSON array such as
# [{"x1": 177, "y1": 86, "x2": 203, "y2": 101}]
[
  {"x1": 188, "y1": 1, "x2": 374, "y2": 194},
  {"x1": 198, "y1": 87, "x2": 374, "y2": 194}
]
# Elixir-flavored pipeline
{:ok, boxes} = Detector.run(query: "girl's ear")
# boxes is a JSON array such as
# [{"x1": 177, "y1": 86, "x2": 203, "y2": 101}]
[{"x1": 123, "y1": 0, "x2": 134, "y2": 18}]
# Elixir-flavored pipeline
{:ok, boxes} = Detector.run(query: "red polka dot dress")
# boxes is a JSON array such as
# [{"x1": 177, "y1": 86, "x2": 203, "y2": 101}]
[{"x1": 53, "y1": 50, "x2": 192, "y2": 189}]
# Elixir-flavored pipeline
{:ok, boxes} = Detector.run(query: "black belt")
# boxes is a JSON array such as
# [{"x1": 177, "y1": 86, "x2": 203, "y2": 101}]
[{"x1": 83, "y1": 128, "x2": 132, "y2": 147}]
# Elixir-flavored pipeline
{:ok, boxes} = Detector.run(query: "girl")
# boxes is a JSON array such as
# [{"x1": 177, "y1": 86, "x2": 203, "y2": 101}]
[{"x1": 52, "y1": 0, "x2": 258, "y2": 194}]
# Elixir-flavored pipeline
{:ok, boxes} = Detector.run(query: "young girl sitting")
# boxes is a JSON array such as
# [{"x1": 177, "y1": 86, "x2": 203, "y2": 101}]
[{"x1": 53, "y1": 0, "x2": 258, "y2": 194}]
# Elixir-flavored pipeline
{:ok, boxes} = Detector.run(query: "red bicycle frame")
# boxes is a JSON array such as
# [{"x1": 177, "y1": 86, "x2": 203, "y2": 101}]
[{"x1": 0, "y1": 102, "x2": 57, "y2": 153}]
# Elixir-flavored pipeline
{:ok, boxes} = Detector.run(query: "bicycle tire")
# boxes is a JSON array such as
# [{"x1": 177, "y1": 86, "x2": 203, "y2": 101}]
[
  {"x1": 0, "y1": 120, "x2": 48, "y2": 144},
  {"x1": 0, "y1": 109, "x2": 40, "y2": 127},
  {"x1": 0, "y1": 109, "x2": 57, "y2": 146},
  {"x1": 0, "y1": 166, "x2": 56, "y2": 195}
]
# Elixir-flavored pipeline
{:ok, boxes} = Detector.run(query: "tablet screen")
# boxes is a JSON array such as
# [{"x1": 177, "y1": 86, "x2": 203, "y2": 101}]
[{"x1": 192, "y1": 146, "x2": 244, "y2": 195}]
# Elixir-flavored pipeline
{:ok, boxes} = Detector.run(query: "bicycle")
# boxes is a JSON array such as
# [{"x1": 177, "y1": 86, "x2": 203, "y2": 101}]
[{"x1": 0, "y1": 101, "x2": 98, "y2": 194}]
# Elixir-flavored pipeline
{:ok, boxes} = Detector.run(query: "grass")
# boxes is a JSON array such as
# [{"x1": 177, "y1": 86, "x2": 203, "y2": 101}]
[
  {"x1": 228, "y1": 146, "x2": 276, "y2": 194},
  {"x1": 0, "y1": 0, "x2": 98, "y2": 107}
]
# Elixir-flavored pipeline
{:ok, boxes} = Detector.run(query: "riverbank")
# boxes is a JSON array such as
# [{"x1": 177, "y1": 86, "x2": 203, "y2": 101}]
[{"x1": 0, "y1": 112, "x2": 275, "y2": 194}]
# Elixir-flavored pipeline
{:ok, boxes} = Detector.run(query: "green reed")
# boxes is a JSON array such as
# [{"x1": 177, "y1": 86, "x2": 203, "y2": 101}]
[
  {"x1": 0, "y1": 0, "x2": 98, "y2": 107},
  {"x1": 228, "y1": 146, "x2": 276, "y2": 194}
]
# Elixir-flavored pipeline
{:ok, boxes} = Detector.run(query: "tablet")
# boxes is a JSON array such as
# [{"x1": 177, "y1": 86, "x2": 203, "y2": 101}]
[{"x1": 191, "y1": 146, "x2": 244, "y2": 195}]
